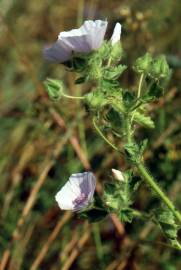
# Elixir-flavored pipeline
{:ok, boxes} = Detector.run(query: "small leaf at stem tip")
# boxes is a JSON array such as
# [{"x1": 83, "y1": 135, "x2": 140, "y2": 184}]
[
  {"x1": 150, "y1": 55, "x2": 171, "y2": 79},
  {"x1": 44, "y1": 78, "x2": 64, "y2": 101},
  {"x1": 133, "y1": 52, "x2": 153, "y2": 74}
]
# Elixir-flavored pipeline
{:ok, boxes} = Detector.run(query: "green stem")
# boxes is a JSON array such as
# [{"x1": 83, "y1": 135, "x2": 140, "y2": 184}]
[
  {"x1": 137, "y1": 73, "x2": 144, "y2": 98},
  {"x1": 126, "y1": 113, "x2": 181, "y2": 224},
  {"x1": 92, "y1": 224, "x2": 104, "y2": 264},
  {"x1": 131, "y1": 73, "x2": 144, "y2": 123},
  {"x1": 62, "y1": 93, "x2": 85, "y2": 100},
  {"x1": 93, "y1": 117, "x2": 119, "y2": 151},
  {"x1": 125, "y1": 116, "x2": 132, "y2": 144},
  {"x1": 136, "y1": 163, "x2": 181, "y2": 224}
]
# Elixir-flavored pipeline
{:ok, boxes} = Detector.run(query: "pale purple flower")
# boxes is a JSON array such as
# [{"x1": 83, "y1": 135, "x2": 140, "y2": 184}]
[
  {"x1": 43, "y1": 20, "x2": 122, "y2": 63},
  {"x1": 55, "y1": 172, "x2": 96, "y2": 211}
]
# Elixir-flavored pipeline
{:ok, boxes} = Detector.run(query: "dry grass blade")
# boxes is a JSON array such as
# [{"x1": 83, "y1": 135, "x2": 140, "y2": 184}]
[
  {"x1": 61, "y1": 222, "x2": 91, "y2": 270},
  {"x1": 30, "y1": 211, "x2": 72, "y2": 270},
  {"x1": 50, "y1": 108, "x2": 91, "y2": 170},
  {"x1": 0, "y1": 119, "x2": 76, "y2": 269}
]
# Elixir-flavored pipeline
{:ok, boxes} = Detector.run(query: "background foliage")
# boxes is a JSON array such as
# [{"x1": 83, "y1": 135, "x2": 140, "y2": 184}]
[{"x1": 0, "y1": 0, "x2": 181, "y2": 269}]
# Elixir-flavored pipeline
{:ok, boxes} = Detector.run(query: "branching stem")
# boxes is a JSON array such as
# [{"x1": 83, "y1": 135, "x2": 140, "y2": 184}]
[
  {"x1": 126, "y1": 114, "x2": 181, "y2": 224},
  {"x1": 93, "y1": 117, "x2": 119, "y2": 152}
]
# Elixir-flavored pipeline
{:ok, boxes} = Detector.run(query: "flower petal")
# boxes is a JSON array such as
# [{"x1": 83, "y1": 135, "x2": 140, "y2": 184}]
[
  {"x1": 55, "y1": 172, "x2": 96, "y2": 211},
  {"x1": 82, "y1": 20, "x2": 108, "y2": 50},
  {"x1": 58, "y1": 20, "x2": 108, "y2": 53},
  {"x1": 110, "y1": 22, "x2": 122, "y2": 45},
  {"x1": 43, "y1": 40, "x2": 72, "y2": 63},
  {"x1": 55, "y1": 182, "x2": 77, "y2": 210}
]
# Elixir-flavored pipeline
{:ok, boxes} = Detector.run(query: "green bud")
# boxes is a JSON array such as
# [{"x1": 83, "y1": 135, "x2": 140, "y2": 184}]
[
  {"x1": 103, "y1": 64, "x2": 127, "y2": 80},
  {"x1": 103, "y1": 182, "x2": 119, "y2": 210},
  {"x1": 85, "y1": 90, "x2": 107, "y2": 109},
  {"x1": 44, "y1": 78, "x2": 64, "y2": 101},
  {"x1": 134, "y1": 53, "x2": 153, "y2": 74},
  {"x1": 110, "y1": 42, "x2": 123, "y2": 61},
  {"x1": 88, "y1": 57, "x2": 102, "y2": 80},
  {"x1": 150, "y1": 55, "x2": 171, "y2": 78},
  {"x1": 97, "y1": 41, "x2": 111, "y2": 60}
]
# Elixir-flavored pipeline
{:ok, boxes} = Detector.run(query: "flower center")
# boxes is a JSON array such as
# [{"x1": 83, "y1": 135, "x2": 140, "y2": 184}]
[{"x1": 73, "y1": 193, "x2": 87, "y2": 205}]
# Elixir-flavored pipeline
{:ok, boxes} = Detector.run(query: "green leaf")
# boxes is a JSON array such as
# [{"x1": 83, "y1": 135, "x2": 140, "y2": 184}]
[
  {"x1": 104, "y1": 182, "x2": 117, "y2": 195},
  {"x1": 149, "y1": 55, "x2": 171, "y2": 79},
  {"x1": 43, "y1": 78, "x2": 64, "y2": 101},
  {"x1": 87, "y1": 55, "x2": 102, "y2": 80},
  {"x1": 75, "y1": 76, "x2": 87, "y2": 84},
  {"x1": 122, "y1": 91, "x2": 135, "y2": 108},
  {"x1": 119, "y1": 208, "x2": 134, "y2": 223},
  {"x1": 72, "y1": 56, "x2": 88, "y2": 72},
  {"x1": 139, "y1": 139, "x2": 148, "y2": 155},
  {"x1": 110, "y1": 42, "x2": 124, "y2": 61},
  {"x1": 97, "y1": 41, "x2": 112, "y2": 60},
  {"x1": 154, "y1": 207, "x2": 181, "y2": 249},
  {"x1": 134, "y1": 53, "x2": 153, "y2": 74},
  {"x1": 124, "y1": 143, "x2": 140, "y2": 163},
  {"x1": 134, "y1": 112, "x2": 155, "y2": 129},
  {"x1": 78, "y1": 192, "x2": 108, "y2": 222},
  {"x1": 84, "y1": 90, "x2": 108, "y2": 109},
  {"x1": 147, "y1": 81, "x2": 164, "y2": 100},
  {"x1": 79, "y1": 208, "x2": 108, "y2": 222},
  {"x1": 105, "y1": 107, "x2": 123, "y2": 133},
  {"x1": 103, "y1": 171, "x2": 136, "y2": 214},
  {"x1": 103, "y1": 65, "x2": 127, "y2": 80}
]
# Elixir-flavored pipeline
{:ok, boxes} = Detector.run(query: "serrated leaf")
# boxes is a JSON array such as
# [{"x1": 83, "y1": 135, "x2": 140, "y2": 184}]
[
  {"x1": 124, "y1": 143, "x2": 140, "y2": 163},
  {"x1": 119, "y1": 208, "x2": 134, "y2": 223},
  {"x1": 134, "y1": 112, "x2": 155, "y2": 129},
  {"x1": 43, "y1": 78, "x2": 64, "y2": 101},
  {"x1": 154, "y1": 207, "x2": 181, "y2": 249},
  {"x1": 79, "y1": 208, "x2": 108, "y2": 222},
  {"x1": 103, "y1": 65, "x2": 127, "y2": 80},
  {"x1": 75, "y1": 76, "x2": 87, "y2": 84},
  {"x1": 84, "y1": 90, "x2": 108, "y2": 109},
  {"x1": 133, "y1": 53, "x2": 153, "y2": 74}
]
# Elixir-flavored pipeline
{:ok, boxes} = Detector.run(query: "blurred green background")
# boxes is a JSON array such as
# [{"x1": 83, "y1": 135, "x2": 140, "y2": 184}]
[{"x1": 0, "y1": 0, "x2": 181, "y2": 269}]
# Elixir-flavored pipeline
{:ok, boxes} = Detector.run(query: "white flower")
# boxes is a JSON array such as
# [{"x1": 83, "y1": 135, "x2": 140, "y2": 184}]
[
  {"x1": 43, "y1": 20, "x2": 122, "y2": 63},
  {"x1": 112, "y1": 168, "x2": 124, "y2": 181},
  {"x1": 110, "y1": 23, "x2": 122, "y2": 45},
  {"x1": 55, "y1": 172, "x2": 96, "y2": 211}
]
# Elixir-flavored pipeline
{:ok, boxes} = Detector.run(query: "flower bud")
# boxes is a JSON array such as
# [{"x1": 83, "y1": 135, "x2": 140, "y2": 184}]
[
  {"x1": 150, "y1": 55, "x2": 170, "y2": 78},
  {"x1": 134, "y1": 52, "x2": 153, "y2": 74},
  {"x1": 85, "y1": 90, "x2": 107, "y2": 109},
  {"x1": 112, "y1": 168, "x2": 124, "y2": 181},
  {"x1": 110, "y1": 42, "x2": 123, "y2": 61}
]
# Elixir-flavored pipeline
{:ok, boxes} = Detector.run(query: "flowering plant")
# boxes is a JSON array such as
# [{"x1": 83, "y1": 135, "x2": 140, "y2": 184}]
[{"x1": 44, "y1": 20, "x2": 181, "y2": 249}]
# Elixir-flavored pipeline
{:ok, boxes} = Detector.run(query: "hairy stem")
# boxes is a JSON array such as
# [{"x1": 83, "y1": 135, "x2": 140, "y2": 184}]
[
  {"x1": 136, "y1": 162, "x2": 181, "y2": 224},
  {"x1": 126, "y1": 115, "x2": 181, "y2": 224},
  {"x1": 125, "y1": 116, "x2": 132, "y2": 144}
]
